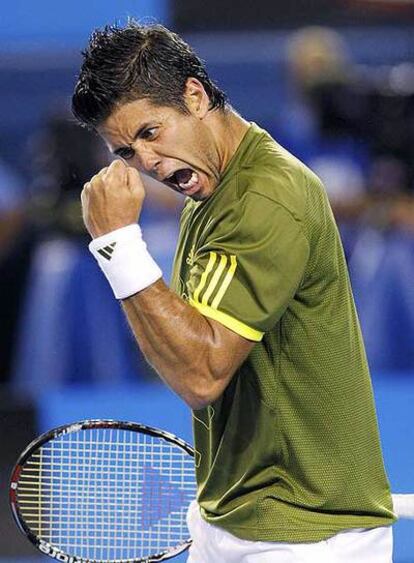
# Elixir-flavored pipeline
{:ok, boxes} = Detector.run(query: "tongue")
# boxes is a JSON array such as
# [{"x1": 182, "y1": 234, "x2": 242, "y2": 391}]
[{"x1": 175, "y1": 168, "x2": 193, "y2": 185}]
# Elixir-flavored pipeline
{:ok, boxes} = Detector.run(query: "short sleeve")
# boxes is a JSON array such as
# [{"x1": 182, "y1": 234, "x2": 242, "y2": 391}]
[{"x1": 186, "y1": 192, "x2": 310, "y2": 341}]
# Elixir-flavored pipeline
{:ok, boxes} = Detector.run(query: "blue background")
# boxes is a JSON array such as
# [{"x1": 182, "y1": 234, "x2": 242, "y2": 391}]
[{"x1": 0, "y1": 0, "x2": 170, "y2": 49}]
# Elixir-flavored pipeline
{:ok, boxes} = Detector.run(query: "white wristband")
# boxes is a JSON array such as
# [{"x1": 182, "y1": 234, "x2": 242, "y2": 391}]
[{"x1": 88, "y1": 224, "x2": 162, "y2": 300}]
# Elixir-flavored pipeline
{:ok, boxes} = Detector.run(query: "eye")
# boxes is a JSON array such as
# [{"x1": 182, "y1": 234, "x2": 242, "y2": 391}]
[
  {"x1": 117, "y1": 146, "x2": 135, "y2": 160},
  {"x1": 141, "y1": 127, "x2": 158, "y2": 141}
]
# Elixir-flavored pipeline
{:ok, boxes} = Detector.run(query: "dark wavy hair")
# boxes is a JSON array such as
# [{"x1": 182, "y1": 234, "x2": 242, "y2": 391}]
[{"x1": 72, "y1": 21, "x2": 228, "y2": 128}]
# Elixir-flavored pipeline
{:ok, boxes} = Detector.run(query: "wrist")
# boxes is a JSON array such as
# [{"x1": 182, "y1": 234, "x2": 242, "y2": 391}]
[{"x1": 88, "y1": 224, "x2": 162, "y2": 299}]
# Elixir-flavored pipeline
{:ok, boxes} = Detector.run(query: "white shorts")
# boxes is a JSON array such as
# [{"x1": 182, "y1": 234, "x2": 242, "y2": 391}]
[{"x1": 186, "y1": 501, "x2": 393, "y2": 563}]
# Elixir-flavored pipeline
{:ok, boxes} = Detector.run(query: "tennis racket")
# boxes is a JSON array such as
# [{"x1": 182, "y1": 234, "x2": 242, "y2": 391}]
[{"x1": 9, "y1": 419, "x2": 197, "y2": 563}]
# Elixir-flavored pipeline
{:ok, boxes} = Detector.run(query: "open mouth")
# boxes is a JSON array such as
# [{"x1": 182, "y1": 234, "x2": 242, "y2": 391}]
[{"x1": 164, "y1": 168, "x2": 200, "y2": 194}]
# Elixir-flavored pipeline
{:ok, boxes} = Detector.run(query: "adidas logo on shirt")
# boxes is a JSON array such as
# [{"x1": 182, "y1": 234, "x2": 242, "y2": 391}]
[{"x1": 97, "y1": 242, "x2": 117, "y2": 261}]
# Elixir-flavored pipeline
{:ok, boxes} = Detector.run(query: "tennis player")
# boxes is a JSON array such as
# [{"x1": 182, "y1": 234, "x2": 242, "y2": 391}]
[{"x1": 72, "y1": 22, "x2": 396, "y2": 562}]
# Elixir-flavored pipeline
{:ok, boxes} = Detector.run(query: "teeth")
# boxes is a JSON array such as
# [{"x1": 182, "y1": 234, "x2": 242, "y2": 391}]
[{"x1": 179, "y1": 171, "x2": 198, "y2": 190}]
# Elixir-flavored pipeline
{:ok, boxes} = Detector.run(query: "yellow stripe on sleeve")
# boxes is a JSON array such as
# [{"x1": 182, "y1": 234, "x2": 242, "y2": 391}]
[
  {"x1": 193, "y1": 251, "x2": 217, "y2": 303},
  {"x1": 202, "y1": 254, "x2": 228, "y2": 306},
  {"x1": 211, "y1": 255, "x2": 237, "y2": 309},
  {"x1": 189, "y1": 299, "x2": 264, "y2": 342}
]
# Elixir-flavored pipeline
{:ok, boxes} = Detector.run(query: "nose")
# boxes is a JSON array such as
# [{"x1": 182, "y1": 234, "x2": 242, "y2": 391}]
[{"x1": 134, "y1": 144, "x2": 161, "y2": 177}]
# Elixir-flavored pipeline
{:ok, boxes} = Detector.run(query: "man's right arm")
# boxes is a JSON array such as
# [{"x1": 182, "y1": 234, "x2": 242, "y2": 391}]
[{"x1": 122, "y1": 278, "x2": 256, "y2": 409}]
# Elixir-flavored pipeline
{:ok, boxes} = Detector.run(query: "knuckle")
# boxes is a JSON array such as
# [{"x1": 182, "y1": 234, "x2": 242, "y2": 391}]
[
  {"x1": 110, "y1": 160, "x2": 123, "y2": 173},
  {"x1": 92, "y1": 174, "x2": 104, "y2": 187},
  {"x1": 128, "y1": 167, "x2": 140, "y2": 180}
]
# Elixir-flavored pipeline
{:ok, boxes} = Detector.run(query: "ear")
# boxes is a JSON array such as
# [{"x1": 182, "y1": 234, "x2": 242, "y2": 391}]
[{"x1": 183, "y1": 77, "x2": 210, "y2": 118}]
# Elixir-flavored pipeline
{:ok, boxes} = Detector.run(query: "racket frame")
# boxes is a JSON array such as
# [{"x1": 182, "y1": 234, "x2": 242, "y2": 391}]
[{"x1": 9, "y1": 419, "x2": 196, "y2": 563}]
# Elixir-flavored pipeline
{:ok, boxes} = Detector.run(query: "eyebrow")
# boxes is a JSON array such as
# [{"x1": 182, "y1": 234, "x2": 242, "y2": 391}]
[{"x1": 113, "y1": 122, "x2": 153, "y2": 156}]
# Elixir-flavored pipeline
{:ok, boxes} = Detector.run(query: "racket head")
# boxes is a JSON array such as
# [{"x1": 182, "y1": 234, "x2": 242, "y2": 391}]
[{"x1": 10, "y1": 419, "x2": 197, "y2": 563}]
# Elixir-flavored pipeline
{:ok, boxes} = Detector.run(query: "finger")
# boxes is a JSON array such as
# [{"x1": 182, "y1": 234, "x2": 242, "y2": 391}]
[
  {"x1": 80, "y1": 187, "x2": 89, "y2": 225},
  {"x1": 108, "y1": 158, "x2": 127, "y2": 174},
  {"x1": 97, "y1": 167, "x2": 109, "y2": 178},
  {"x1": 109, "y1": 158, "x2": 126, "y2": 170},
  {"x1": 126, "y1": 167, "x2": 145, "y2": 195},
  {"x1": 89, "y1": 173, "x2": 104, "y2": 188},
  {"x1": 80, "y1": 185, "x2": 89, "y2": 207},
  {"x1": 107, "y1": 159, "x2": 127, "y2": 182}
]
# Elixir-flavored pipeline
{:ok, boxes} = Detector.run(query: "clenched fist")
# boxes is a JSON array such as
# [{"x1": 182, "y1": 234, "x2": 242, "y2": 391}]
[{"x1": 81, "y1": 159, "x2": 145, "y2": 239}]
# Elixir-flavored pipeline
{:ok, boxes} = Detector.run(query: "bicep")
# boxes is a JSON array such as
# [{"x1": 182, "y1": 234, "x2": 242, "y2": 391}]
[{"x1": 203, "y1": 315, "x2": 256, "y2": 400}]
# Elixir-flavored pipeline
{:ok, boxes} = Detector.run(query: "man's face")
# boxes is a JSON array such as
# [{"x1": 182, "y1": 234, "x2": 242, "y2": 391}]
[{"x1": 98, "y1": 98, "x2": 221, "y2": 201}]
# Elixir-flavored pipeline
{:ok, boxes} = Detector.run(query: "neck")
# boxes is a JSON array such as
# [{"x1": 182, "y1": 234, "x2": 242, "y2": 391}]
[{"x1": 206, "y1": 108, "x2": 250, "y2": 176}]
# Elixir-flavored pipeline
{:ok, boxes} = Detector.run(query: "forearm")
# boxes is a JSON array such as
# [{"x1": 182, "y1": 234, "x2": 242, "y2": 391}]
[{"x1": 122, "y1": 279, "x2": 227, "y2": 408}]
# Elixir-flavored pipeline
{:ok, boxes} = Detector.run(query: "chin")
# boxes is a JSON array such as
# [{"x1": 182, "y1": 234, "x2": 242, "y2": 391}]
[
  {"x1": 191, "y1": 193, "x2": 205, "y2": 201},
  {"x1": 191, "y1": 190, "x2": 210, "y2": 202}
]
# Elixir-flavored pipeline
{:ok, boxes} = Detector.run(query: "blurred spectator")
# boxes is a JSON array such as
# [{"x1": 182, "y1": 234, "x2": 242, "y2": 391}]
[
  {"x1": 0, "y1": 157, "x2": 33, "y2": 384},
  {"x1": 28, "y1": 114, "x2": 108, "y2": 238},
  {"x1": 12, "y1": 112, "x2": 181, "y2": 394},
  {"x1": 284, "y1": 26, "x2": 414, "y2": 233}
]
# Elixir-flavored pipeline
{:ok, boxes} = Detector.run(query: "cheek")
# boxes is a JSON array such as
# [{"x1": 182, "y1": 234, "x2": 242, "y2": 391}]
[
  {"x1": 182, "y1": 127, "x2": 214, "y2": 167},
  {"x1": 163, "y1": 118, "x2": 216, "y2": 172},
  {"x1": 174, "y1": 124, "x2": 201, "y2": 153}
]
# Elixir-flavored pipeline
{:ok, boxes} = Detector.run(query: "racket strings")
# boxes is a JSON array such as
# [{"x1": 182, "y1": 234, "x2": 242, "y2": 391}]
[{"x1": 16, "y1": 428, "x2": 197, "y2": 562}]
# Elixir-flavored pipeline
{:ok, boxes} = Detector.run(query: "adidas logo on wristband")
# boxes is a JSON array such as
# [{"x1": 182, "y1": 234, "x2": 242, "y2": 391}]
[{"x1": 97, "y1": 242, "x2": 117, "y2": 261}]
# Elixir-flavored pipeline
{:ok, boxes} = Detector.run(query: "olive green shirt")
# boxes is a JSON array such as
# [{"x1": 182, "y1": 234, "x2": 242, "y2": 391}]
[{"x1": 170, "y1": 123, "x2": 395, "y2": 542}]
